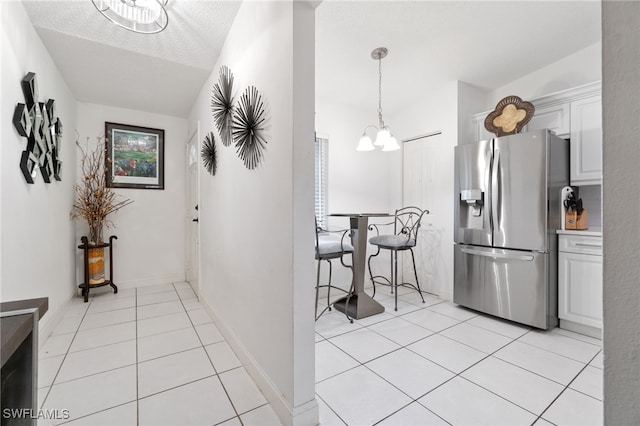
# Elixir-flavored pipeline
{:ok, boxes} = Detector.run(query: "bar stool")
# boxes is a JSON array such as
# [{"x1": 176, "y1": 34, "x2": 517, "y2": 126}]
[
  {"x1": 367, "y1": 207, "x2": 429, "y2": 311},
  {"x1": 315, "y1": 220, "x2": 354, "y2": 321}
]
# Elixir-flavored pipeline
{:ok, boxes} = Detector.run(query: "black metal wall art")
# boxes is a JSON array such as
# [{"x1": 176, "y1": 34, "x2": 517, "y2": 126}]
[
  {"x1": 201, "y1": 132, "x2": 217, "y2": 176},
  {"x1": 211, "y1": 66, "x2": 235, "y2": 147},
  {"x1": 232, "y1": 86, "x2": 267, "y2": 170},
  {"x1": 12, "y1": 72, "x2": 63, "y2": 184}
]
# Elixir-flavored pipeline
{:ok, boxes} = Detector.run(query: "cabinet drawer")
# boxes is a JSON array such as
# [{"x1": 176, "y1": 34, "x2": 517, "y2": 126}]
[{"x1": 559, "y1": 235, "x2": 602, "y2": 255}]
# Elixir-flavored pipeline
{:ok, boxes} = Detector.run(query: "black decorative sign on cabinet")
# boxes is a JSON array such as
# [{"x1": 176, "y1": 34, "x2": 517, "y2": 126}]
[{"x1": 12, "y1": 72, "x2": 63, "y2": 184}]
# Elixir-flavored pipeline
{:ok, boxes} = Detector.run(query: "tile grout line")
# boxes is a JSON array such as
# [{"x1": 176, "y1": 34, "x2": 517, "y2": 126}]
[
  {"x1": 318, "y1": 296, "x2": 598, "y2": 425},
  {"x1": 176, "y1": 281, "x2": 244, "y2": 425},
  {"x1": 135, "y1": 287, "x2": 140, "y2": 426},
  {"x1": 315, "y1": 392, "x2": 349, "y2": 426},
  {"x1": 533, "y1": 349, "x2": 604, "y2": 424},
  {"x1": 39, "y1": 296, "x2": 93, "y2": 412}
]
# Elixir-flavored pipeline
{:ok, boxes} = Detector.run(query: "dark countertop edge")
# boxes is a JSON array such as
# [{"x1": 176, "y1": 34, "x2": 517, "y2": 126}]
[{"x1": 1, "y1": 297, "x2": 48, "y2": 367}]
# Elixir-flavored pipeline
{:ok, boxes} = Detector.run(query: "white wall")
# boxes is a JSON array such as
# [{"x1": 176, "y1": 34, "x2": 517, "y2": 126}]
[
  {"x1": 0, "y1": 1, "x2": 77, "y2": 333},
  {"x1": 315, "y1": 98, "x2": 395, "y2": 217},
  {"x1": 602, "y1": 1, "x2": 640, "y2": 423},
  {"x1": 386, "y1": 81, "x2": 460, "y2": 300},
  {"x1": 76, "y1": 103, "x2": 187, "y2": 288},
  {"x1": 315, "y1": 98, "x2": 398, "y2": 286},
  {"x1": 187, "y1": 2, "x2": 316, "y2": 424},
  {"x1": 487, "y1": 42, "x2": 602, "y2": 108}
]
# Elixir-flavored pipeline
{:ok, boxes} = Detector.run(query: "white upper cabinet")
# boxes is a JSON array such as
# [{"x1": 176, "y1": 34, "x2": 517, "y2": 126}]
[
  {"x1": 525, "y1": 103, "x2": 570, "y2": 138},
  {"x1": 471, "y1": 118, "x2": 493, "y2": 142},
  {"x1": 469, "y1": 82, "x2": 602, "y2": 185},
  {"x1": 570, "y1": 95, "x2": 603, "y2": 185}
]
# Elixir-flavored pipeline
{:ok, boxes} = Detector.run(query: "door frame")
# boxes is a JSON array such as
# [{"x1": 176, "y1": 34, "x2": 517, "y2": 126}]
[
  {"x1": 185, "y1": 121, "x2": 201, "y2": 300},
  {"x1": 401, "y1": 131, "x2": 443, "y2": 297}
]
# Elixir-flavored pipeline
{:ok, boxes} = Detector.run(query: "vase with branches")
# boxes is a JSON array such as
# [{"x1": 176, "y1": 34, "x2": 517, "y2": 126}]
[{"x1": 71, "y1": 135, "x2": 132, "y2": 284}]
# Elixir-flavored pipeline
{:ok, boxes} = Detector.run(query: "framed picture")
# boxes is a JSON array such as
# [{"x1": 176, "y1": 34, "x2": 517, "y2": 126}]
[{"x1": 105, "y1": 122, "x2": 164, "y2": 189}]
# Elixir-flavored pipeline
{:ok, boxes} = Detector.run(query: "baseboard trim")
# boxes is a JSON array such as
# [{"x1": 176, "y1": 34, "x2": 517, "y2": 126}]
[
  {"x1": 103, "y1": 273, "x2": 186, "y2": 291},
  {"x1": 559, "y1": 319, "x2": 602, "y2": 339},
  {"x1": 38, "y1": 288, "x2": 79, "y2": 349},
  {"x1": 198, "y1": 297, "x2": 317, "y2": 426}
]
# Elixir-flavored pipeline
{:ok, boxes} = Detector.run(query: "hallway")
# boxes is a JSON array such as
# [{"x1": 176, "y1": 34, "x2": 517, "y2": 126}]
[{"x1": 37, "y1": 283, "x2": 279, "y2": 425}]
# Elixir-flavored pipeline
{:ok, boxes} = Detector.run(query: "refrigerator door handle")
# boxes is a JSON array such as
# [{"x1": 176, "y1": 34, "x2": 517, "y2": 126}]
[
  {"x1": 461, "y1": 247, "x2": 534, "y2": 262},
  {"x1": 491, "y1": 149, "x2": 501, "y2": 234},
  {"x1": 487, "y1": 140, "x2": 494, "y2": 232}
]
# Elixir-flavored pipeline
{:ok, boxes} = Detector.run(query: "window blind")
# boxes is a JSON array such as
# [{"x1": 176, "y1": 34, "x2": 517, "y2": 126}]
[{"x1": 315, "y1": 136, "x2": 329, "y2": 229}]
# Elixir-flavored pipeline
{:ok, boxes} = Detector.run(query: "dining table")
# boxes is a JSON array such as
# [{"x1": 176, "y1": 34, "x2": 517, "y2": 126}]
[{"x1": 329, "y1": 213, "x2": 390, "y2": 319}]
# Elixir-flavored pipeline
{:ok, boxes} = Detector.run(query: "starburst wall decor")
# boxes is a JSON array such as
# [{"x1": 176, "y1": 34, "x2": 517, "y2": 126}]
[
  {"x1": 232, "y1": 86, "x2": 267, "y2": 170},
  {"x1": 201, "y1": 132, "x2": 217, "y2": 176},
  {"x1": 209, "y1": 65, "x2": 270, "y2": 171},
  {"x1": 211, "y1": 66, "x2": 235, "y2": 147}
]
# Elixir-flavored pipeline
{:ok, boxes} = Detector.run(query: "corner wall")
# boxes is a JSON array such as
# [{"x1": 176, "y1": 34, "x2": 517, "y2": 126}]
[
  {"x1": 187, "y1": 1, "x2": 316, "y2": 424},
  {"x1": 0, "y1": 1, "x2": 77, "y2": 333},
  {"x1": 75, "y1": 103, "x2": 188, "y2": 288},
  {"x1": 602, "y1": 1, "x2": 640, "y2": 423},
  {"x1": 385, "y1": 81, "x2": 461, "y2": 301}
]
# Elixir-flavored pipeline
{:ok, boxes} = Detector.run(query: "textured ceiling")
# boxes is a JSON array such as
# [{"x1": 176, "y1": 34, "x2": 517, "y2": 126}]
[
  {"x1": 21, "y1": 1, "x2": 601, "y2": 119},
  {"x1": 22, "y1": 0, "x2": 242, "y2": 117},
  {"x1": 316, "y1": 1, "x2": 602, "y2": 113}
]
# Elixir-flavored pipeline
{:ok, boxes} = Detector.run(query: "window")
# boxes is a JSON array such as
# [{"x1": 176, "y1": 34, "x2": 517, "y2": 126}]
[{"x1": 315, "y1": 135, "x2": 329, "y2": 229}]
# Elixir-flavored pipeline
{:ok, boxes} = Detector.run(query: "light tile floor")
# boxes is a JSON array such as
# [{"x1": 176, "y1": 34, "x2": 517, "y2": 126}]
[
  {"x1": 315, "y1": 286, "x2": 603, "y2": 426},
  {"x1": 38, "y1": 282, "x2": 278, "y2": 426},
  {"x1": 39, "y1": 282, "x2": 603, "y2": 426}
]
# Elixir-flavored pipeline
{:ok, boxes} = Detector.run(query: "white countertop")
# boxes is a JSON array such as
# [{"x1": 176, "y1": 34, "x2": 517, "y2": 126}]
[{"x1": 556, "y1": 228, "x2": 602, "y2": 237}]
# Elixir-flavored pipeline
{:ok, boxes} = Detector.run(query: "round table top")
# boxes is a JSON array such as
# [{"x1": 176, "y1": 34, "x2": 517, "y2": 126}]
[{"x1": 329, "y1": 213, "x2": 391, "y2": 217}]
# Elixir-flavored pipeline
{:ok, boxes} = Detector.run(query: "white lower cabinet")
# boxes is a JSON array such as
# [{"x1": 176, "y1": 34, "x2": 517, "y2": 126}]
[{"x1": 558, "y1": 234, "x2": 603, "y2": 336}]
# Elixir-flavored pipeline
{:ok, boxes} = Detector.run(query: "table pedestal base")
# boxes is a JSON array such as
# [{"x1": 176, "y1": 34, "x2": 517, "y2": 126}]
[{"x1": 333, "y1": 293, "x2": 385, "y2": 319}]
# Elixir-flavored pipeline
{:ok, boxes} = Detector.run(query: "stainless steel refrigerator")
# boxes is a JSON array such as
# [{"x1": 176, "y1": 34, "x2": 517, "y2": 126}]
[{"x1": 454, "y1": 129, "x2": 569, "y2": 329}]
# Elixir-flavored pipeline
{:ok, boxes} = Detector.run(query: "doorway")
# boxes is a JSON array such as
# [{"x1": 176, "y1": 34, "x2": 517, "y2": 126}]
[
  {"x1": 186, "y1": 122, "x2": 201, "y2": 299},
  {"x1": 402, "y1": 132, "x2": 453, "y2": 297}
]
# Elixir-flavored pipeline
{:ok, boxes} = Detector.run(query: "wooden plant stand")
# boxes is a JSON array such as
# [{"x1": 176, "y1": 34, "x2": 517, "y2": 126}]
[{"x1": 78, "y1": 235, "x2": 118, "y2": 302}]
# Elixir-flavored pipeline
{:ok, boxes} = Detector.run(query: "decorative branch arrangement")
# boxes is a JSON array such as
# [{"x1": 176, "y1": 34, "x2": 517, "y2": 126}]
[
  {"x1": 232, "y1": 86, "x2": 268, "y2": 170},
  {"x1": 211, "y1": 66, "x2": 235, "y2": 147},
  {"x1": 201, "y1": 132, "x2": 217, "y2": 175},
  {"x1": 70, "y1": 135, "x2": 133, "y2": 244}
]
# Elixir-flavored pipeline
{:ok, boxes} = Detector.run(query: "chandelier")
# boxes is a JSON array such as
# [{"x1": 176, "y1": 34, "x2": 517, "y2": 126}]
[
  {"x1": 92, "y1": 0, "x2": 169, "y2": 34},
  {"x1": 356, "y1": 47, "x2": 400, "y2": 152}
]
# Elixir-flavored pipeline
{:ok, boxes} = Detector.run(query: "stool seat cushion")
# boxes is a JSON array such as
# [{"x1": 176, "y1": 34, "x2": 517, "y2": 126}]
[
  {"x1": 317, "y1": 235, "x2": 354, "y2": 255},
  {"x1": 369, "y1": 234, "x2": 416, "y2": 249}
]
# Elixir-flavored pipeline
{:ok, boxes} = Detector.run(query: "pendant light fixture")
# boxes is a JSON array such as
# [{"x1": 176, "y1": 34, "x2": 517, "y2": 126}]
[
  {"x1": 356, "y1": 47, "x2": 400, "y2": 152},
  {"x1": 92, "y1": 0, "x2": 169, "y2": 34}
]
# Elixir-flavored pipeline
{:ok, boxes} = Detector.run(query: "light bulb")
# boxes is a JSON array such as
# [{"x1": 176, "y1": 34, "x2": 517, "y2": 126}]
[
  {"x1": 374, "y1": 128, "x2": 391, "y2": 147},
  {"x1": 381, "y1": 135, "x2": 400, "y2": 151},
  {"x1": 356, "y1": 134, "x2": 375, "y2": 151}
]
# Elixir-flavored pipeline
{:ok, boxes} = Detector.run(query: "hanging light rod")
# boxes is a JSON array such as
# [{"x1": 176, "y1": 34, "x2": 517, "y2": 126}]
[
  {"x1": 92, "y1": 0, "x2": 169, "y2": 34},
  {"x1": 357, "y1": 47, "x2": 400, "y2": 152}
]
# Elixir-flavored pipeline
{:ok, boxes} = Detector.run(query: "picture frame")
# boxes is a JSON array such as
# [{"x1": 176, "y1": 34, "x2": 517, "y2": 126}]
[{"x1": 105, "y1": 122, "x2": 164, "y2": 190}]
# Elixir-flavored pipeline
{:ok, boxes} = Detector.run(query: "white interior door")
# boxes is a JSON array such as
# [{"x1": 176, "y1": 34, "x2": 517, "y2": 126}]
[
  {"x1": 403, "y1": 132, "x2": 451, "y2": 297},
  {"x1": 186, "y1": 122, "x2": 201, "y2": 299}
]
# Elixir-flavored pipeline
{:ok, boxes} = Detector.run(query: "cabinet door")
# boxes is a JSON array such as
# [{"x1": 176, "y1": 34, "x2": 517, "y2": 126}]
[
  {"x1": 570, "y1": 96, "x2": 602, "y2": 185},
  {"x1": 472, "y1": 118, "x2": 493, "y2": 143},
  {"x1": 526, "y1": 103, "x2": 570, "y2": 137},
  {"x1": 558, "y1": 251, "x2": 603, "y2": 329}
]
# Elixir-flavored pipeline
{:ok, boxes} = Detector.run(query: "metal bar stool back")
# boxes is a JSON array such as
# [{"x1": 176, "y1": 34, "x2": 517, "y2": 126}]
[
  {"x1": 315, "y1": 218, "x2": 355, "y2": 321},
  {"x1": 367, "y1": 207, "x2": 429, "y2": 311}
]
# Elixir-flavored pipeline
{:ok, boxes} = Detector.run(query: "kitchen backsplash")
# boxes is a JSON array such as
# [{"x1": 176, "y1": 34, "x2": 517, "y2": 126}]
[{"x1": 576, "y1": 185, "x2": 602, "y2": 228}]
